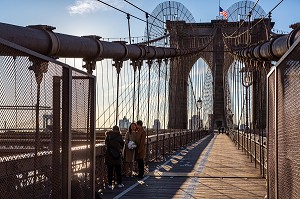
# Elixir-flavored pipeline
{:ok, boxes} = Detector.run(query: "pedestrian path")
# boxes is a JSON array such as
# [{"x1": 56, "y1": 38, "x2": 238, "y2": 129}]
[{"x1": 101, "y1": 133, "x2": 266, "y2": 199}]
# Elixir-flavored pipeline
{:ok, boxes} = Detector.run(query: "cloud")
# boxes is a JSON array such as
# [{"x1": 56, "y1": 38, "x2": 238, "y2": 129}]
[{"x1": 68, "y1": 0, "x2": 126, "y2": 15}]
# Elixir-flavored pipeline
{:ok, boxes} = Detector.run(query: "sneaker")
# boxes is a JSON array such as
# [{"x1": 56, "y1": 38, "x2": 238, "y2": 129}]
[
  {"x1": 117, "y1": 184, "x2": 124, "y2": 188},
  {"x1": 107, "y1": 185, "x2": 113, "y2": 189}
]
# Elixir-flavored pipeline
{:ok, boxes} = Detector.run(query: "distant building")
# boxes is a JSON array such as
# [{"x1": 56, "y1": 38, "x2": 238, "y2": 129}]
[
  {"x1": 189, "y1": 115, "x2": 199, "y2": 130},
  {"x1": 42, "y1": 114, "x2": 53, "y2": 130},
  {"x1": 119, "y1": 116, "x2": 130, "y2": 129},
  {"x1": 153, "y1": 119, "x2": 161, "y2": 130}
]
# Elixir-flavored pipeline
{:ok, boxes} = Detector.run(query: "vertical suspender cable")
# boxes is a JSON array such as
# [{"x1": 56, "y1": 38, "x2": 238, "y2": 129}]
[
  {"x1": 115, "y1": 62, "x2": 122, "y2": 126},
  {"x1": 96, "y1": 63, "x2": 99, "y2": 128},
  {"x1": 163, "y1": 59, "x2": 168, "y2": 158},
  {"x1": 132, "y1": 62, "x2": 137, "y2": 121},
  {"x1": 137, "y1": 64, "x2": 141, "y2": 120},
  {"x1": 146, "y1": 60, "x2": 152, "y2": 163},
  {"x1": 145, "y1": 12, "x2": 150, "y2": 163},
  {"x1": 116, "y1": 70, "x2": 120, "y2": 125},
  {"x1": 156, "y1": 60, "x2": 161, "y2": 161}
]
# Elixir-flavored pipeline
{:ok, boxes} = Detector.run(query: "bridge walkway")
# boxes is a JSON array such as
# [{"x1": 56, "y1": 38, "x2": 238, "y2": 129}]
[{"x1": 101, "y1": 133, "x2": 266, "y2": 199}]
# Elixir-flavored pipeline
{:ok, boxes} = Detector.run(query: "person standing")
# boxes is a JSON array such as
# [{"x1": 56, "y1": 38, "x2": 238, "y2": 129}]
[
  {"x1": 105, "y1": 125, "x2": 124, "y2": 188},
  {"x1": 135, "y1": 120, "x2": 146, "y2": 178},
  {"x1": 123, "y1": 123, "x2": 137, "y2": 177}
]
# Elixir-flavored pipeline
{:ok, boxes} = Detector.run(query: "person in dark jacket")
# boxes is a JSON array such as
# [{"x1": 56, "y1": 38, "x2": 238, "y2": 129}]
[
  {"x1": 105, "y1": 125, "x2": 124, "y2": 189},
  {"x1": 135, "y1": 120, "x2": 146, "y2": 178}
]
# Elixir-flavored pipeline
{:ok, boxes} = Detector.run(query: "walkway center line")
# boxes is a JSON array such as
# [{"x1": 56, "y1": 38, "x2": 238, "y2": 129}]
[{"x1": 182, "y1": 134, "x2": 218, "y2": 199}]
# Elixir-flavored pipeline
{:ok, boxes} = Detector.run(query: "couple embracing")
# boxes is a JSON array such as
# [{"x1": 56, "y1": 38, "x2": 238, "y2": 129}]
[{"x1": 123, "y1": 120, "x2": 146, "y2": 178}]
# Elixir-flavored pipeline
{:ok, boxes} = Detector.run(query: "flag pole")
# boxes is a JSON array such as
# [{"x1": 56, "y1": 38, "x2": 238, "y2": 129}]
[{"x1": 218, "y1": 0, "x2": 220, "y2": 16}]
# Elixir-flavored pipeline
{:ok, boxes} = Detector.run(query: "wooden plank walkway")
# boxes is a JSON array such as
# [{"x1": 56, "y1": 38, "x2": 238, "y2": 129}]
[{"x1": 100, "y1": 133, "x2": 266, "y2": 199}]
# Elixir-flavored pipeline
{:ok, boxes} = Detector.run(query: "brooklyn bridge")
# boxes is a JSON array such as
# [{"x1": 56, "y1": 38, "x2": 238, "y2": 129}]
[{"x1": 0, "y1": 0, "x2": 299, "y2": 198}]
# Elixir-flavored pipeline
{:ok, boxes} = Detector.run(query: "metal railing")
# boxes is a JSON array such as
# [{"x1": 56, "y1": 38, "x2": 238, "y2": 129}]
[
  {"x1": 95, "y1": 129, "x2": 209, "y2": 190},
  {"x1": 228, "y1": 130, "x2": 267, "y2": 177}
]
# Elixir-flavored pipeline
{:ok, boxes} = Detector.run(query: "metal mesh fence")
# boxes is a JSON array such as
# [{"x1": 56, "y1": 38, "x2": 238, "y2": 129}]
[
  {"x1": 277, "y1": 40, "x2": 300, "y2": 199},
  {"x1": 0, "y1": 38, "x2": 95, "y2": 198},
  {"x1": 71, "y1": 70, "x2": 94, "y2": 198},
  {"x1": 267, "y1": 68, "x2": 276, "y2": 198},
  {"x1": 267, "y1": 38, "x2": 300, "y2": 199}
]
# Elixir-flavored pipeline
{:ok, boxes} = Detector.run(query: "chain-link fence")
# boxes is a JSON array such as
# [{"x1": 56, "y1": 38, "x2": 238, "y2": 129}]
[
  {"x1": 267, "y1": 37, "x2": 300, "y2": 199},
  {"x1": 0, "y1": 38, "x2": 95, "y2": 198}
]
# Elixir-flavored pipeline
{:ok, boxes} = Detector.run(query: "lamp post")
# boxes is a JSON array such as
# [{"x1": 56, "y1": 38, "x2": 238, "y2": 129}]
[
  {"x1": 241, "y1": 66, "x2": 253, "y2": 159},
  {"x1": 242, "y1": 69, "x2": 252, "y2": 133},
  {"x1": 197, "y1": 98, "x2": 202, "y2": 129}
]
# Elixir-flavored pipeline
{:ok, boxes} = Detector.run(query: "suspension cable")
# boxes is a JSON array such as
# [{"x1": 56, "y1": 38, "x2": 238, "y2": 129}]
[
  {"x1": 123, "y1": 0, "x2": 166, "y2": 25},
  {"x1": 223, "y1": 0, "x2": 284, "y2": 40},
  {"x1": 224, "y1": 0, "x2": 261, "y2": 39},
  {"x1": 95, "y1": 0, "x2": 164, "y2": 30}
]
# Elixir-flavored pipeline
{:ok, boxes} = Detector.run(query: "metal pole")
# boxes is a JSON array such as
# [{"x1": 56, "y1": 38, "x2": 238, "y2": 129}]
[
  {"x1": 127, "y1": 13, "x2": 132, "y2": 44},
  {"x1": 62, "y1": 66, "x2": 72, "y2": 199},
  {"x1": 52, "y1": 76, "x2": 61, "y2": 199},
  {"x1": 89, "y1": 76, "x2": 96, "y2": 198}
]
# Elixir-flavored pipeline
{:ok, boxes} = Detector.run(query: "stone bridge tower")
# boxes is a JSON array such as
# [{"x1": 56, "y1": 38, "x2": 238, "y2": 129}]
[{"x1": 167, "y1": 19, "x2": 272, "y2": 129}]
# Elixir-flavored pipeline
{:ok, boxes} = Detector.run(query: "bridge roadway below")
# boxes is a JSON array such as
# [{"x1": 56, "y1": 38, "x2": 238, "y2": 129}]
[{"x1": 101, "y1": 133, "x2": 266, "y2": 199}]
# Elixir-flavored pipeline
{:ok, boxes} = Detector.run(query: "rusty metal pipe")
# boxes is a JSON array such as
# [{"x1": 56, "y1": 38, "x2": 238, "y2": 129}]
[{"x1": 0, "y1": 22, "x2": 181, "y2": 60}]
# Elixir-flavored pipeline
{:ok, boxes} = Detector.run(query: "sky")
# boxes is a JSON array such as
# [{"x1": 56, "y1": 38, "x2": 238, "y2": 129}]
[
  {"x1": 1, "y1": 0, "x2": 298, "y2": 127},
  {"x1": 1, "y1": 0, "x2": 299, "y2": 40}
]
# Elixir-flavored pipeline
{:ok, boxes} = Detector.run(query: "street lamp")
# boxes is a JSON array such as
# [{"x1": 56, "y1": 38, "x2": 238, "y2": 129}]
[
  {"x1": 241, "y1": 66, "x2": 253, "y2": 159},
  {"x1": 197, "y1": 98, "x2": 202, "y2": 129},
  {"x1": 241, "y1": 68, "x2": 252, "y2": 132}
]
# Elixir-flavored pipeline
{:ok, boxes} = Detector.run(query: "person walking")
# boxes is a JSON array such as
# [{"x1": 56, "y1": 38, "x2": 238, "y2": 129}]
[
  {"x1": 135, "y1": 120, "x2": 146, "y2": 178},
  {"x1": 105, "y1": 125, "x2": 124, "y2": 189},
  {"x1": 123, "y1": 123, "x2": 137, "y2": 177}
]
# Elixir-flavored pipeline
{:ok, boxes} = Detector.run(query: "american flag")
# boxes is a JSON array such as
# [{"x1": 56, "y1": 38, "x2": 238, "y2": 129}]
[{"x1": 219, "y1": 7, "x2": 228, "y2": 19}]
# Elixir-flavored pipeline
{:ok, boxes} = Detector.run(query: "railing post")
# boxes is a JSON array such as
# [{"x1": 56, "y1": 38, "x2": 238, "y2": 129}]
[
  {"x1": 52, "y1": 76, "x2": 61, "y2": 199},
  {"x1": 62, "y1": 66, "x2": 72, "y2": 199},
  {"x1": 89, "y1": 76, "x2": 96, "y2": 198}
]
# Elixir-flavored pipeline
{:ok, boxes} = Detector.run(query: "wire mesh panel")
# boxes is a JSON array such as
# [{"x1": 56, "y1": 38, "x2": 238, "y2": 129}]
[
  {"x1": 276, "y1": 40, "x2": 300, "y2": 199},
  {"x1": 267, "y1": 67, "x2": 276, "y2": 199},
  {"x1": 70, "y1": 70, "x2": 95, "y2": 199},
  {"x1": 267, "y1": 38, "x2": 300, "y2": 199},
  {"x1": 0, "y1": 38, "x2": 95, "y2": 199}
]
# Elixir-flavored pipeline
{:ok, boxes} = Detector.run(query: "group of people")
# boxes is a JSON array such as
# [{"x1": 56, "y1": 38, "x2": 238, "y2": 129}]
[{"x1": 104, "y1": 120, "x2": 146, "y2": 189}]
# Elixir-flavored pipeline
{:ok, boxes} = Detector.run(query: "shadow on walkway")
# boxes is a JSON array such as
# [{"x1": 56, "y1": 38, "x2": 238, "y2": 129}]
[{"x1": 100, "y1": 133, "x2": 266, "y2": 199}]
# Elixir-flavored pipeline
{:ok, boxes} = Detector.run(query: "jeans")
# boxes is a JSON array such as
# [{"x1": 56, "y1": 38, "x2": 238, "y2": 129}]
[
  {"x1": 107, "y1": 164, "x2": 122, "y2": 185},
  {"x1": 137, "y1": 159, "x2": 144, "y2": 177}
]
